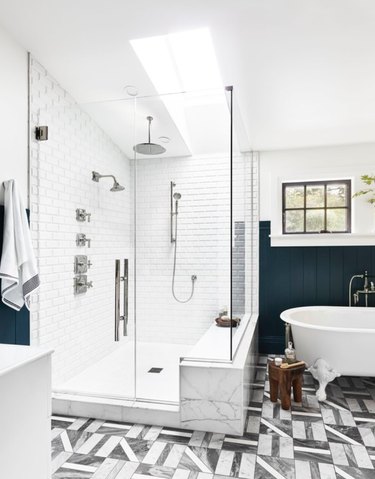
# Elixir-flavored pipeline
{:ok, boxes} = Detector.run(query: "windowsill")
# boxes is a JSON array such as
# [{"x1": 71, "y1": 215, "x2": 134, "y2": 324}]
[{"x1": 270, "y1": 233, "x2": 375, "y2": 247}]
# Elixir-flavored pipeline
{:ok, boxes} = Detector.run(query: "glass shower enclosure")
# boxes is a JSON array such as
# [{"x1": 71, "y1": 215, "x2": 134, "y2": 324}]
[{"x1": 29, "y1": 75, "x2": 256, "y2": 406}]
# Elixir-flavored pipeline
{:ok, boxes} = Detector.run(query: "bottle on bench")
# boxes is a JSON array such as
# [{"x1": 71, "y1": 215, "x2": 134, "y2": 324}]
[{"x1": 285, "y1": 341, "x2": 296, "y2": 364}]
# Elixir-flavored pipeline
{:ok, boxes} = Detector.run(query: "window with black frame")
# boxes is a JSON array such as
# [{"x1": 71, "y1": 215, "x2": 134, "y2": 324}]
[{"x1": 282, "y1": 180, "x2": 351, "y2": 234}]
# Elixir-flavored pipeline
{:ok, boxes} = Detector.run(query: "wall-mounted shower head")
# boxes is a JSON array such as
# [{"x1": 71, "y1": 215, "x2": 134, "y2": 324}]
[
  {"x1": 110, "y1": 181, "x2": 125, "y2": 192},
  {"x1": 92, "y1": 171, "x2": 125, "y2": 192},
  {"x1": 173, "y1": 192, "x2": 181, "y2": 200}
]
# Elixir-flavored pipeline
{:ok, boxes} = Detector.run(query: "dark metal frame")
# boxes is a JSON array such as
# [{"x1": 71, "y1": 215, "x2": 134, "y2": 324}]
[{"x1": 282, "y1": 179, "x2": 351, "y2": 234}]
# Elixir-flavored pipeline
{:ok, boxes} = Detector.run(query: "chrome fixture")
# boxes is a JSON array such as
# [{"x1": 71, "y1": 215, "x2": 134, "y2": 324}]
[
  {"x1": 285, "y1": 322, "x2": 292, "y2": 348},
  {"x1": 92, "y1": 171, "x2": 125, "y2": 192},
  {"x1": 115, "y1": 259, "x2": 129, "y2": 341},
  {"x1": 349, "y1": 270, "x2": 375, "y2": 307},
  {"x1": 170, "y1": 181, "x2": 197, "y2": 303},
  {"x1": 74, "y1": 255, "x2": 92, "y2": 274},
  {"x1": 76, "y1": 208, "x2": 91, "y2": 222},
  {"x1": 74, "y1": 275, "x2": 93, "y2": 294},
  {"x1": 76, "y1": 233, "x2": 91, "y2": 248},
  {"x1": 170, "y1": 181, "x2": 179, "y2": 243},
  {"x1": 133, "y1": 116, "x2": 166, "y2": 155}
]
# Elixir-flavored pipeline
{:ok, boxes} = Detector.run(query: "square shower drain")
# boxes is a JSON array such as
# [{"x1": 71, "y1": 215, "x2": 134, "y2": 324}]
[{"x1": 148, "y1": 367, "x2": 163, "y2": 373}]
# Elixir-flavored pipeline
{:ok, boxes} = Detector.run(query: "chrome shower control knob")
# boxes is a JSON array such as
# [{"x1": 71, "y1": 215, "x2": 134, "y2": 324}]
[
  {"x1": 74, "y1": 275, "x2": 93, "y2": 294},
  {"x1": 76, "y1": 233, "x2": 91, "y2": 248},
  {"x1": 76, "y1": 208, "x2": 92, "y2": 222}
]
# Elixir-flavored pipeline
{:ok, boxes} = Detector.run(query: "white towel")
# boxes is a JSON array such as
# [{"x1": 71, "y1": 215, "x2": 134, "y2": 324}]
[{"x1": 0, "y1": 180, "x2": 40, "y2": 311}]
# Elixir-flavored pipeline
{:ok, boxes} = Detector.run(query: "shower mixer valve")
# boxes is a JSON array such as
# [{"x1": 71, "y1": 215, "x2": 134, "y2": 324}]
[
  {"x1": 74, "y1": 275, "x2": 93, "y2": 294},
  {"x1": 76, "y1": 208, "x2": 91, "y2": 222},
  {"x1": 76, "y1": 233, "x2": 91, "y2": 248},
  {"x1": 74, "y1": 255, "x2": 92, "y2": 274}
]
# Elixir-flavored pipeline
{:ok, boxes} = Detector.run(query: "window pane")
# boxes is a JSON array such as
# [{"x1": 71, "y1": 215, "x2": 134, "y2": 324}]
[
  {"x1": 327, "y1": 183, "x2": 347, "y2": 207},
  {"x1": 285, "y1": 210, "x2": 304, "y2": 233},
  {"x1": 285, "y1": 186, "x2": 304, "y2": 208},
  {"x1": 306, "y1": 209, "x2": 325, "y2": 232},
  {"x1": 327, "y1": 209, "x2": 347, "y2": 231},
  {"x1": 306, "y1": 185, "x2": 324, "y2": 207}
]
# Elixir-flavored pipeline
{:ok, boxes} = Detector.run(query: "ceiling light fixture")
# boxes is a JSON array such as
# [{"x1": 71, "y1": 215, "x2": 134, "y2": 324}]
[{"x1": 123, "y1": 85, "x2": 138, "y2": 97}]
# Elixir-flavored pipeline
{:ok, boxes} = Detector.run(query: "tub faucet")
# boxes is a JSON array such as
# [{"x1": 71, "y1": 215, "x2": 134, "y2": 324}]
[
  {"x1": 349, "y1": 270, "x2": 375, "y2": 307},
  {"x1": 364, "y1": 271, "x2": 369, "y2": 291},
  {"x1": 348, "y1": 273, "x2": 364, "y2": 306}
]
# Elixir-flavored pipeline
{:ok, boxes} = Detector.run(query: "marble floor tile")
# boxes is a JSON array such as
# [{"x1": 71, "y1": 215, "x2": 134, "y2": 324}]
[{"x1": 51, "y1": 355, "x2": 375, "y2": 479}]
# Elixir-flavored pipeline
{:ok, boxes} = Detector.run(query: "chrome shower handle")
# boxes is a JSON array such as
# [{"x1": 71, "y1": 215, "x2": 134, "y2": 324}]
[
  {"x1": 76, "y1": 233, "x2": 91, "y2": 248},
  {"x1": 123, "y1": 259, "x2": 129, "y2": 336},
  {"x1": 76, "y1": 208, "x2": 91, "y2": 222},
  {"x1": 115, "y1": 259, "x2": 121, "y2": 341},
  {"x1": 115, "y1": 259, "x2": 129, "y2": 341}
]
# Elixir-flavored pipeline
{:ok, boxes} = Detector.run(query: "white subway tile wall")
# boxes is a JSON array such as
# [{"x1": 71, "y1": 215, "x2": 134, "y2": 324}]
[
  {"x1": 135, "y1": 155, "x2": 231, "y2": 344},
  {"x1": 29, "y1": 56, "x2": 259, "y2": 386},
  {"x1": 29, "y1": 57, "x2": 134, "y2": 385}
]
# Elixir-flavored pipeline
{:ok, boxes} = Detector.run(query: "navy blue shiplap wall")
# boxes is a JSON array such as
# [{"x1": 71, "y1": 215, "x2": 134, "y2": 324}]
[
  {"x1": 0, "y1": 206, "x2": 30, "y2": 345},
  {"x1": 259, "y1": 221, "x2": 375, "y2": 354}
]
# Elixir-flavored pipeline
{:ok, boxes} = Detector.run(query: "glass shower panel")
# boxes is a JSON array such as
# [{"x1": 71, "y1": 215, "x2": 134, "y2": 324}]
[
  {"x1": 228, "y1": 87, "x2": 256, "y2": 359},
  {"x1": 31, "y1": 97, "x2": 137, "y2": 400},
  {"x1": 133, "y1": 88, "x2": 232, "y2": 404}
]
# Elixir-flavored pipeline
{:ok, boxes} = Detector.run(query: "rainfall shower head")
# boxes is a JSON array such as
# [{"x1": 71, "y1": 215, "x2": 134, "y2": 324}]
[
  {"x1": 133, "y1": 116, "x2": 166, "y2": 156},
  {"x1": 173, "y1": 192, "x2": 181, "y2": 200},
  {"x1": 92, "y1": 171, "x2": 125, "y2": 192}
]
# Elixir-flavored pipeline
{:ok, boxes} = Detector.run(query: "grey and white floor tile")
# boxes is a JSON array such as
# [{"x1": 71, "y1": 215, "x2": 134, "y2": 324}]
[{"x1": 51, "y1": 356, "x2": 375, "y2": 479}]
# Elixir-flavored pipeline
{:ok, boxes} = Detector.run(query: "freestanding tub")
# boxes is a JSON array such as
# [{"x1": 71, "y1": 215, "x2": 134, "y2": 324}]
[{"x1": 280, "y1": 306, "x2": 375, "y2": 400}]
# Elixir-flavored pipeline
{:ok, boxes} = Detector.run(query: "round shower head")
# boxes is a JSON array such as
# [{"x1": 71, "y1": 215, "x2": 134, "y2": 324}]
[
  {"x1": 110, "y1": 181, "x2": 125, "y2": 192},
  {"x1": 173, "y1": 192, "x2": 181, "y2": 200},
  {"x1": 133, "y1": 116, "x2": 166, "y2": 156},
  {"x1": 133, "y1": 142, "x2": 166, "y2": 155}
]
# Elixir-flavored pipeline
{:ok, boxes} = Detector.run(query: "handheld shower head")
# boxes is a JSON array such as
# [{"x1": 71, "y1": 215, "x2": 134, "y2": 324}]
[{"x1": 173, "y1": 192, "x2": 182, "y2": 200}]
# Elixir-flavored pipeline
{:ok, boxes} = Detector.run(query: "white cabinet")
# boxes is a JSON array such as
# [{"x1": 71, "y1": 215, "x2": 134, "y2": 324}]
[{"x1": 0, "y1": 344, "x2": 53, "y2": 479}]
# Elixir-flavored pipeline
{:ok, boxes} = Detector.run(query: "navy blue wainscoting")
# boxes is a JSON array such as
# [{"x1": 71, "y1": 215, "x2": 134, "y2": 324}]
[
  {"x1": 0, "y1": 205, "x2": 30, "y2": 345},
  {"x1": 259, "y1": 221, "x2": 375, "y2": 354}
]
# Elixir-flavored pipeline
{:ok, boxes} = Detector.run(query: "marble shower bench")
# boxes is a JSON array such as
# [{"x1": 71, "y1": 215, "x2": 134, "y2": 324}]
[{"x1": 180, "y1": 314, "x2": 258, "y2": 435}]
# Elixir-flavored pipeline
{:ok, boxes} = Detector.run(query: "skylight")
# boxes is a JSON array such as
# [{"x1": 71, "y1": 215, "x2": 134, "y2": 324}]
[
  {"x1": 130, "y1": 28, "x2": 228, "y2": 155},
  {"x1": 130, "y1": 28, "x2": 224, "y2": 94}
]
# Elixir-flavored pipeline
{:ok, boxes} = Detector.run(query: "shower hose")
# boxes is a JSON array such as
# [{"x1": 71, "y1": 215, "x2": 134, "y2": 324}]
[{"x1": 172, "y1": 211, "x2": 196, "y2": 303}]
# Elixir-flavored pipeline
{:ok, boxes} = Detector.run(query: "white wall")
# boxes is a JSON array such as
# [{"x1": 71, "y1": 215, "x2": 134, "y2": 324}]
[
  {"x1": 260, "y1": 144, "x2": 375, "y2": 244},
  {"x1": 135, "y1": 155, "x2": 231, "y2": 345},
  {"x1": 29, "y1": 57, "x2": 133, "y2": 385},
  {"x1": 0, "y1": 25, "x2": 28, "y2": 205}
]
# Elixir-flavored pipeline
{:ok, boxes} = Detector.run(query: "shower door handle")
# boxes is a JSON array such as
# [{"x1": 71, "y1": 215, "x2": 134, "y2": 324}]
[
  {"x1": 115, "y1": 259, "x2": 121, "y2": 341},
  {"x1": 115, "y1": 259, "x2": 129, "y2": 341},
  {"x1": 122, "y1": 259, "x2": 128, "y2": 337}
]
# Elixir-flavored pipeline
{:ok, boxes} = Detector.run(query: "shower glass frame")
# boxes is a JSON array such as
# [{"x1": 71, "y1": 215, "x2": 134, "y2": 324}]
[{"x1": 32, "y1": 84, "x2": 253, "y2": 406}]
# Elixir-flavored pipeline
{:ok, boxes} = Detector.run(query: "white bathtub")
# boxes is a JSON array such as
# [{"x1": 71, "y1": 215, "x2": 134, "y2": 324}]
[{"x1": 280, "y1": 306, "x2": 375, "y2": 377}]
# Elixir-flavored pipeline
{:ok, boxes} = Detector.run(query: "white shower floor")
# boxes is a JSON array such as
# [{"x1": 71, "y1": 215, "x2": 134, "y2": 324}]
[{"x1": 55, "y1": 341, "x2": 191, "y2": 404}]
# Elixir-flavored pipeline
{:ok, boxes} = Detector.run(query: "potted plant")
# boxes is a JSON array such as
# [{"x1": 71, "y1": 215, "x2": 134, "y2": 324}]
[{"x1": 353, "y1": 175, "x2": 375, "y2": 204}]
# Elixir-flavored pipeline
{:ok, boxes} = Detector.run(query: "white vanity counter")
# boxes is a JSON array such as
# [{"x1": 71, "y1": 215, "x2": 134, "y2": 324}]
[
  {"x1": 0, "y1": 343, "x2": 52, "y2": 376},
  {"x1": 0, "y1": 344, "x2": 53, "y2": 479}
]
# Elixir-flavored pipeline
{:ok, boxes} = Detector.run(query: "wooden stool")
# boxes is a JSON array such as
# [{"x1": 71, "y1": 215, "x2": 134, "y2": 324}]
[{"x1": 268, "y1": 360, "x2": 305, "y2": 410}]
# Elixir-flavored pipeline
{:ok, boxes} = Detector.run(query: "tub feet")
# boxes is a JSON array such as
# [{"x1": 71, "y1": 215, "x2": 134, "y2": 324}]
[{"x1": 308, "y1": 359, "x2": 341, "y2": 402}]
